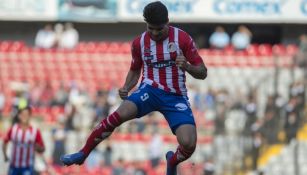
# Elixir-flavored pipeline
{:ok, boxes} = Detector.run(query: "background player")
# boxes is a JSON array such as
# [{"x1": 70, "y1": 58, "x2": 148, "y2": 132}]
[
  {"x1": 61, "y1": 1, "x2": 207, "y2": 175},
  {"x1": 2, "y1": 106, "x2": 45, "y2": 175}
]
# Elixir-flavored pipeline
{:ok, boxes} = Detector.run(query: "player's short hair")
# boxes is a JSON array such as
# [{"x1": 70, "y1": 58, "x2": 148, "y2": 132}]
[{"x1": 143, "y1": 1, "x2": 168, "y2": 25}]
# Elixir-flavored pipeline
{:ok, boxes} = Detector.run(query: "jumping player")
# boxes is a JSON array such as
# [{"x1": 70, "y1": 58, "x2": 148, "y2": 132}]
[
  {"x1": 61, "y1": 1, "x2": 207, "y2": 174},
  {"x1": 2, "y1": 106, "x2": 45, "y2": 175}
]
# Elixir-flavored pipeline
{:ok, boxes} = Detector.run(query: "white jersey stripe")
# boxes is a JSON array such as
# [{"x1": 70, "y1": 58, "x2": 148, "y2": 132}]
[
  {"x1": 150, "y1": 39, "x2": 164, "y2": 90},
  {"x1": 29, "y1": 128, "x2": 37, "y2": 166},
  {"x1": 140, "y1": 32, "x2": 147, "y2": 83},
  {"x1": 174, "y1": 28, "x2": 187, "y2": 95},
  {"x1": 10, "y1": 125, "x2": 18, "y2": 166},
  {"x1": 163, "y1": 38, "x2": 176, "y2": 93},
  {"x1": 22, "y1": 130, "x2": 31, "y2": 167},
  {"x1": 15, "y1": 129, "x2": 23, "y2": 167}
]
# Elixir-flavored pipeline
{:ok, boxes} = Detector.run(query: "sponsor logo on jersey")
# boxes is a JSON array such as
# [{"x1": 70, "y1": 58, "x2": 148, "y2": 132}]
[
  {"x1": 144, "y1": 55, "x2": 153, "y2": 61},
  {"x1": 144, "y1": 48, "x2": 152, "y2": 54},
  {"x1": 148, "y1": 60, "x2": 175, "y2": 68}
]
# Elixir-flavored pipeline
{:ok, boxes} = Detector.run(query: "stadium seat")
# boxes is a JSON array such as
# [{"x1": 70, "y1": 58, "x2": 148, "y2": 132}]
[
  {"x1": 272, "y1": 44, "x2": 286, "y2": 55},
  {"x1": 258, "y1": 44, "x2": 272, "y2": 56},
  {"x1": 286, "y1": 44, "x2": 298, "y2": 56}
]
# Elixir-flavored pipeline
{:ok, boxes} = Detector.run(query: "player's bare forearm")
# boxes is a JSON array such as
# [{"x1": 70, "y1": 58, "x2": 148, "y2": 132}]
[
  {"x1": 123, "y1": 69, "x2": 141, "y2": 91},
  {"x1": 185, "y1": 63, "x2": 207, "y2": 80},
  {"x1": 2, "y1": 142, "x2": 9, "y2": 162},
  {"x1": 119, "y1": 69, "x2": 141, "y2": 100}
]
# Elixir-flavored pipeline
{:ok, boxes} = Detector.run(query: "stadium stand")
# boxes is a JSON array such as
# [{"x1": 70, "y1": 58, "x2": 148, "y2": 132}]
[{"x1": 0, "y1": 40, "x2": 305, "y2": 175}]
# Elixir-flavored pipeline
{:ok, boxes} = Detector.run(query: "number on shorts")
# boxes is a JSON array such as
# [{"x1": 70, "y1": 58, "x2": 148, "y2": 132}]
[{"x1": 140, "y1": 93, "x2": 149, "y2": 101}]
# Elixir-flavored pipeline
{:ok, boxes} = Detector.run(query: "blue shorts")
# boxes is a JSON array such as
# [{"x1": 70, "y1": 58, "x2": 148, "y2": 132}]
[
  {"x1": 9, "y1": 166, "x2": 34, "y2": 175},
  {"x1": 127, "y1": 83, "x2": 195, "y2": 134}
]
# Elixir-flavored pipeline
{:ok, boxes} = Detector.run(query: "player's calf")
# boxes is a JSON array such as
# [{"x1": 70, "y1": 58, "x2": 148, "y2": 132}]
[
  {"x1": 80, "y1": 111, "x2": 122, "y2": 157},
  {"x1": 169, "y1": 145, "x2": 195, "y2": 166},
  {"x1": 61, "y1": 112, "x2": 122, "y2": 166}
]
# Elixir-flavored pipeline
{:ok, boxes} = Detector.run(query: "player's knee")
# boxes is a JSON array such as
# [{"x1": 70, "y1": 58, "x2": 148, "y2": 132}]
[
  {"x1": 116, "y1": 100, "x2": 138, "y2": 122},
  {"x1": 180, "y1": 137, "x2": 197, "y2": 152}
]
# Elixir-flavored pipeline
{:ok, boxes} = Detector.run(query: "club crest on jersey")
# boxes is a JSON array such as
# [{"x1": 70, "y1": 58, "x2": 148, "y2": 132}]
[{"x1": 168, "y1": 42, "x2": 178, "y2": 53}]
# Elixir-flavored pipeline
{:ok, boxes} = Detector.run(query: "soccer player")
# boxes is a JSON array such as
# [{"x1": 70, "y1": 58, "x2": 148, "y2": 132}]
[
  {"x1": 61, "y1": 1, "x2": 207, "y2": 175},
  {"x1": 2, "y1": 106, "x2": 45, "y2": 175}
]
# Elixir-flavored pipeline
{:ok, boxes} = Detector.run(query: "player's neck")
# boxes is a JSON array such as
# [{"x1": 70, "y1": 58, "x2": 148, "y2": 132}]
[{"x1": 19, "y1": 123, "x2": 30, "y2": 130}]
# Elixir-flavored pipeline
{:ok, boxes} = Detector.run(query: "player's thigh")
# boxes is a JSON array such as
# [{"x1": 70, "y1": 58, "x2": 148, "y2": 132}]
[
  {"x1": 160, "y1": 95, "x2": 195, "y2": 134},
  {"x1": 175, "y1": 124, "x2": 197, "y2": 149},
  {"x1": 124, "y1": 84, "x2": 157, "y2": 119},
  {"x1": 115, "y1": 100, "x2": 138, "y2": 122}
]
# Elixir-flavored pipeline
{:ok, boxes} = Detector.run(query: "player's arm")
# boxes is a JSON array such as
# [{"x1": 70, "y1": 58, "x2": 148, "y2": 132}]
[
  {"x1": 2, "y1": 127, "x2": 12, "y2": 162},
  {"x1": 119, "y1": 69, "x2": 142, "y2": 99},
  {"x1": 176, "y1": 57, "x2": 207, "y2": 79},
  {"x1": 2, "y1": 141, "x2": 9, "y2": 162},
  {"x1": 118, "y1": 37, "x2": 143, "y2": 100},
  {"x1": 177, "y1": 32, "x2": 207, "y2": 80}
]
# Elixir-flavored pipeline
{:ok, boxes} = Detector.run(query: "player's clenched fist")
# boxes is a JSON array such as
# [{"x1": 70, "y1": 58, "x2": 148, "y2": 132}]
[
  {"x1": 118, "y1": 87, "x2": 129, "y2": 100},
  {"x1": 175, "y1": 55, "x2": 188, "y2": 70}
]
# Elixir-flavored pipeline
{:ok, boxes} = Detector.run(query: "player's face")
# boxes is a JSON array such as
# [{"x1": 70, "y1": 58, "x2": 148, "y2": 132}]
[
  {"x1": 147, "y1": 23, "x2": 169, "y2": 41},
  {"x1": 19, "y1": 109, "x2": 31, "y2": 124}
]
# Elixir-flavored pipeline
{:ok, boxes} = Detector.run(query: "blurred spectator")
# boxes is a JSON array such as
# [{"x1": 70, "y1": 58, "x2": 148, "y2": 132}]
[
  {"x1": 54, "y1": 23, "x2": 64, "y2": 48},
  {"x1": 64, "y1": 104, "x2": 77, "y2": 131},
  {"x1": 204, "y1": 88, "x2": 216, "y2": 110},
  {"x1": 191, "y1": 86, "x2": 206, "y2": 112},
  {"x1": 244, "y1": 93, "x2": 258, "y2": 136},
  {"x1": 103, "y1": 142, "x2": 113, "y2": 167},
  {"x1": 209, "y1": 26, "x2": 230, "y2": 49},
  {"x1": 112, "y1": 158, "x2": 125, "y2": 175},
  {"x1": 29, "y1": 81, "x2": 44, "y2": 107},
  {"x1": 262, "y1": 110, "x2": 279, "y2": 144},
  {"x1": 35, "y1": 24, "x2": 56, "y2": 49},
  {"x1": 58, "y1": 23, "x2": 79, "y2": 49},
  {"x1": 289, "y1": 81, "x2": 305, "y2": 115},
  {"x1": 203, "y1": 159, "x2": 215, "y2": 175},
  {"x1": 195, "y1": 34, "x2": 207, "y2": 48},
  {"x1": 294, "y1": 34, "x2": 307, "y2": 68},
  {"x1": 134, "y1": 161, "x2": 147, "y2": 175},
  {"x1": 251, "y1": 131, "x2": 263, "y2": 170},
  {"x1": 51, "y1": 118, "x2": 67, "y2": 166},
  {"x1": 148, "y1": 126, "x2": 163, "y2": 169},
  {"x1": 92, "y1": 90, "x2": 111, "y2": 126},
  {"x1": 51, "y1": 82, "x2": 69, "y2": 107},
  {"x1": 284, "y1": 111, "x2": 299, "y2": 143},
  {"x1": 86, "y1": 148, "x2": 103, "y2": 170},
  {"x1": 284, "y1": 96, "x2": 300, "y2": 144},
  {"x1": 135, "y1": 118, "x2": 146, "y2": 133},
  {"x1": 214, "y1": 89, "x2": 229, "y2": 135},
  {"x1": 39, "y1": 82, "x2": 54, "y2": 106},
  {"x1": 231, "y1": 25, "x2": 252, "y2": 50},
  {"x1": 299, "y1": 34, "x2": 307, "y2": 52}
]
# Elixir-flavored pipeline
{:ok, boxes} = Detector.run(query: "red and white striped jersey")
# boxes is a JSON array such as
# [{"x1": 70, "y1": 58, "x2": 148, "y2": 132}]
[
  {"x1": 4, "y1": 124, "x2": 45, "y2": 168},
  {"x1": 130, "y1": 26, "x2": 203, "y2": 95}
]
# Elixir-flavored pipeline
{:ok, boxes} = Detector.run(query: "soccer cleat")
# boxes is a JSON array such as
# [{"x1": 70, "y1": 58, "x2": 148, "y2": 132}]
[
  {"x1": 60, "y1": 152, "x2": 86, "y2": 166},
  {"x1": 166, "y1": 151, "x2": 177, "y2": 175}
]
